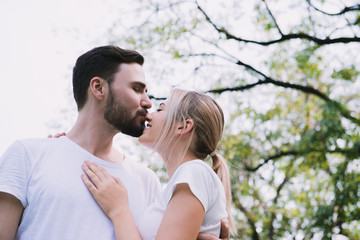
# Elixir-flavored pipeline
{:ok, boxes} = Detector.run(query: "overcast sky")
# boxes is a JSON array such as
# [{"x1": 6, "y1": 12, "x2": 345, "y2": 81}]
[{"x1": 0, "y1": 0, "x2": 133, "y2": 153}]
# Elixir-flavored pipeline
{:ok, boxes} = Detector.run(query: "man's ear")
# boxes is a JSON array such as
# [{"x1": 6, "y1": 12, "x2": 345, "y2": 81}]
[
  {"x1": 89, "y1": 77, "x2": 107, "y2": 100},
  {"x1": 175, "y1": 119, "x2": 194, "y2": 135}
]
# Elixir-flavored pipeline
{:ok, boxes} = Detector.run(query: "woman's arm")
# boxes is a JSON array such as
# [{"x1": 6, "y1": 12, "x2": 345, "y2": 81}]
[
  {"x1": 81, "y1": 161, "x2": 141, "y2": 240},
  {"x1": 156, "y1": 183, "x2": 205, "y2": 240},
  {"x1": 82, "y1": 161, "x2": 224, "y2": 240}
]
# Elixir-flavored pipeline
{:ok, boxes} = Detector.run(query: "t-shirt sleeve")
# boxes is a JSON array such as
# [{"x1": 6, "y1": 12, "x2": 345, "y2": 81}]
[
  {"x1": 0, "y1": 140, "x2": 30, "y2": 207},
  {"x1": 169, "y1": 163, "x2": 214, "y2": 212}
]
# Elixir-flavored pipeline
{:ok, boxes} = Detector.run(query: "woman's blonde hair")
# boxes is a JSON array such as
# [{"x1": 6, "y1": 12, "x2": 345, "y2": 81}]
[{"x1": 153, "y1": 89, "x2": 235, "y2": 233}]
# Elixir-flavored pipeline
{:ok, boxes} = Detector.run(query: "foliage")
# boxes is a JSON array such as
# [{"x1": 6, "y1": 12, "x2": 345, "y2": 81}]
[{"x1": 110, "y1": 0, "x2": 360, "y2": 239}]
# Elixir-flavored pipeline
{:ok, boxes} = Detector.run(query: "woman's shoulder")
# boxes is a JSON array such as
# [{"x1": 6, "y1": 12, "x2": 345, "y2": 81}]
[
  {"x1": 171, "y1": 159, "x2": 223, "y2": 194},
  {"x1": 176, "y1": 160, "x2": 217, "y2": 179}
]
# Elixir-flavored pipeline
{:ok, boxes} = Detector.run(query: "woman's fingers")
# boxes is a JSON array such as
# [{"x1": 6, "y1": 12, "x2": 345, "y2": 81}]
[
  {"x1": 80, "y1": 163, "x2": 130, "y2": 219},
  {"x1": 113, "y1": 177, "x2": 125, "y2": 188},
  {"x1": 82, "y1": 162, "x2": 103, "y2": 187},
  {"x1": 85, "y1": 161, "x2": 111, "y2": 181},
  {"x1": 81, "y1": 161, "x2": 116, "y2": 189},
  {"x1": 55, "y1": 132, "x2": 66, "y2": 138},
  {"x1": 47, "y1": 132, "x2": 66, "y2": 138},
  {"x1": 90, "y1": 161, "x2": 112, "y2": 179},
  {"x1": 81, "y1": 173, "x2": 98, "y2": 195}
]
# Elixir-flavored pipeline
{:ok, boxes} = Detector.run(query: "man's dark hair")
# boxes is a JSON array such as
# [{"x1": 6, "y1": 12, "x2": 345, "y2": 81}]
[{"x1": 72, "y1": 45, "x2": 144, "y2": 110}]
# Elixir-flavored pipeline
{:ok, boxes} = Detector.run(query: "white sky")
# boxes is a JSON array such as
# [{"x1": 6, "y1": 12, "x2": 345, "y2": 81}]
[{"x1": 0, "y1": 0, "x2": 131, "y2": 153}]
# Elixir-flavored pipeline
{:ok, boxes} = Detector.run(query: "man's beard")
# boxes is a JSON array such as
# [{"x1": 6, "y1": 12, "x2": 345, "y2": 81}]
[{"x1": 104, "y1": 88, "x2": 146, "y2": 137}]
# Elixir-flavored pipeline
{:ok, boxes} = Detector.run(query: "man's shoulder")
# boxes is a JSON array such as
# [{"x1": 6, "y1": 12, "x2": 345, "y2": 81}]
[
  {"x1": 17, "y1": 137, "x2": 47, "y2": 145},
  {"x1": 6, "y1": 137, "x2": 67, "y2": 157},
  {"x1": 15, "y1": 137, "x2": 61, "y2": 149}
]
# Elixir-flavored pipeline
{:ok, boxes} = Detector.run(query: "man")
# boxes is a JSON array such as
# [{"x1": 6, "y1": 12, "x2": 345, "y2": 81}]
[{"x1": 0, "y1": 46, "x2": 229, "y2": 239}]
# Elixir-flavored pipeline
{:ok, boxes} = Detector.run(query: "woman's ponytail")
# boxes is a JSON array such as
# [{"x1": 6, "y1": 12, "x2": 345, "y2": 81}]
[{"x1": 211, "y1": 152, "x2": 236, "y2": 235}]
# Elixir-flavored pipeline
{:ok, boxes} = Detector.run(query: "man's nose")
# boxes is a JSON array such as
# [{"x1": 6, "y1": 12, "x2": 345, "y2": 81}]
[{"x1": 141, "y1": 94, "x2": 152, "y2": 109}]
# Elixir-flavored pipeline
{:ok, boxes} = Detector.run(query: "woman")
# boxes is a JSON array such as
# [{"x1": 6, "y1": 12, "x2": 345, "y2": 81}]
[{"x1": 81, "y1": 89, "x2": 235, "y2": 239}]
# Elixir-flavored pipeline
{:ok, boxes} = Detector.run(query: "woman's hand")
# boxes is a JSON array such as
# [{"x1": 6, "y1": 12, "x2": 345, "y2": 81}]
[
  {"x1": 196, "y1": 219, "x2": 229, "y2": 240},
  {"x1": 81, "y1": 161, "x2": 129, "y2": 220}
]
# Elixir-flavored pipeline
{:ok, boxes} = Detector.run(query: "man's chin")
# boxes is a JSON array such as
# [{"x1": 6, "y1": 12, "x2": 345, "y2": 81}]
[{"x1": 121, "y1": 126, "x2": 144, "y2": 138}]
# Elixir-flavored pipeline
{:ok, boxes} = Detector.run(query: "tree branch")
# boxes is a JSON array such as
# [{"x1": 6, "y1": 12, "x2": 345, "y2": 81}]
[
  {"x1": 206, "y1": 74, "x2": 360, "y2": 126},
  {"x1": 269, "y1": 163, "x2": 293, "y2": 240},
  {"x1": 148, "y1": 94, "x2": 166, "y2": 100},
  {"x1": 244, "y1": 150, "x2": 299, "y2": 172},
  {"x1": 243, "y1": 145, "x2": 360, "y2": 172},
  {"x1": 262, "y1": 0, "x2": 283, "y2": 36},
  {"x1": 151, "y1": 74, "x2": 360, "y2": 125},
  {"x1": 306, "y1": 1, "x2": 360, "y2": 16},
  {"x1": 207, "y1": 77, "x2": 330, "y2": 101},
  {"x1": 233, "y1": 195, "x2": 260, "y2": 240},
  {"x1": 196, "y1": 1, "x2": 360, "y2": 45}
]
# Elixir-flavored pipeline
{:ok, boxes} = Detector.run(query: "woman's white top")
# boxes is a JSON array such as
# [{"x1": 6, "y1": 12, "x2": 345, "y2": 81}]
[{"x1": 137, "y1": 159, "x2": 228, "y2": 239}]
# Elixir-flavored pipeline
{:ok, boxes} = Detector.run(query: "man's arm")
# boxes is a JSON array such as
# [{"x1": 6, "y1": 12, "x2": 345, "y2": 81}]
[{"x1": 0, "y1": 192, "x2": 24, "y2": 240}]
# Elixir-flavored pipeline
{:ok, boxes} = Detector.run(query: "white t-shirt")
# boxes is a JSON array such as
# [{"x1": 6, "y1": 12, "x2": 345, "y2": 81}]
[
  {"x1": 0, "y1": 136, "x2": 161, "y2": 240},
  {"x1": 137, "y1": 160, "x2": 228, "y2": 239}
]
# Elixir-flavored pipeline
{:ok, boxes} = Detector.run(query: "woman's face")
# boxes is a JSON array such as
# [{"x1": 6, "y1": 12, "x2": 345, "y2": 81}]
[{"x1": 138, "y1": 99, "x2": 169, "y2": 148}]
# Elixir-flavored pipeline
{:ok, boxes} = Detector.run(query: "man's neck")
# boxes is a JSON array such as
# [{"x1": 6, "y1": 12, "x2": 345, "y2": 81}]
[{"x1": 66, "y1": 111, "x2": 122, "y2": 163}]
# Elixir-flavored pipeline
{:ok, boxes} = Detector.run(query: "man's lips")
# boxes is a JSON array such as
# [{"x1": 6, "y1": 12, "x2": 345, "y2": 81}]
[
  {"x1": 137, "y1": 110, "x2": 148, "y2": 121},
  {"x1": 137, "y1": 108, "x2": 148, "y2": 116},
  {"x1": 137, "y1": 109, "x2": 152, "y2": 129}
]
